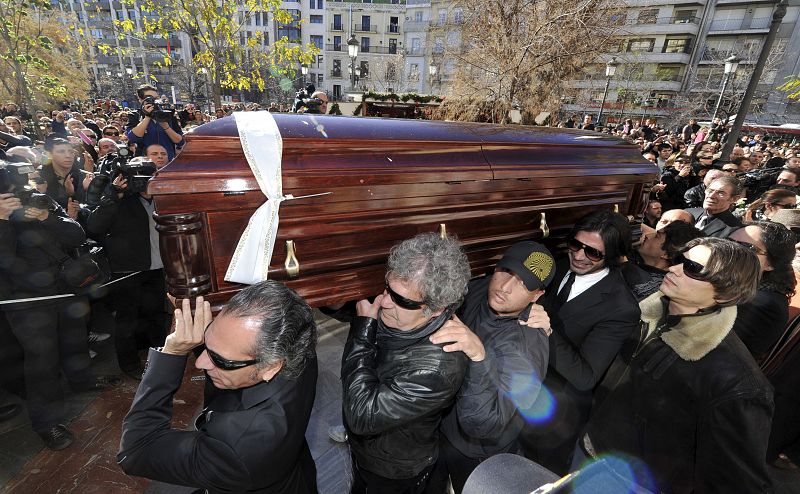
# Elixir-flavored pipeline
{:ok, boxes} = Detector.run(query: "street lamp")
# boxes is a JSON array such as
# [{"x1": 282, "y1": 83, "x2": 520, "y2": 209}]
[
  {"x1": 300, "y1": 63, "x2": 308, "y2": 87},
  {"x1": 347, "y1": 34, "x2": 359, "y2": 90},
  {"x1": 597, "y1": 56, "x2": 619, "y2": 126},
  {"x1": 711, "y1": 54, "x2": 741, "y2": 122}
]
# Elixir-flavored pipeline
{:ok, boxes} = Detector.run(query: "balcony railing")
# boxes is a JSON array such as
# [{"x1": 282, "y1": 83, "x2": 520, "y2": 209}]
[
  {"x1": 326, "y1": 43, "x2": 343, "y2": 52},
  {"x1": 700, "y1": 46, "x2": 755, "y2": 62},
  {"x1": 631, "y1": 15, "x2": 701, "y2": 25},
  {"x1": 330, "y1": 23, "x2": 344, "y2": 31},
  {"x1": 330, "y1": 70, "x2": 343, "y2": 78},
  {"x1": 388, "y1": 24, "x2": 400, "y2": 33},
  {"x1": 709, "y1": 17, "x2": 771, "y2": 31},
  {"x1": 354, "y1": 23, "x2": 378, "y2": 33}
]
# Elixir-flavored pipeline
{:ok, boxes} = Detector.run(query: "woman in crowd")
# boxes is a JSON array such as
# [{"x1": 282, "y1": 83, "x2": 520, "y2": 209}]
[{"x1": 744, "y1": 188, "x2": 797, "y2": 222}]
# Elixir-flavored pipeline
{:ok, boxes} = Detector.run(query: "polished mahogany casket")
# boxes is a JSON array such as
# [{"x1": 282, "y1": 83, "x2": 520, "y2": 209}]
[{"x1": 149, "y1": 114, "x2": 656, "y2": 309}]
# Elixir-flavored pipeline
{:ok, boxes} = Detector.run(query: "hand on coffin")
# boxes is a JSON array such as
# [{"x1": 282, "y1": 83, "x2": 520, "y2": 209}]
[
  {"x1": 430, "y1": 315, "x2": 485, "y2": 362},
  {"x1": 520, "y1": 304, "x2": 552, "y2": 337},
  {"x1": 163, "y1": 296, "x2": 213, "y2": 356},
  {"x1": 356, "y1": 294, "x2": 384, "y2": 320}
]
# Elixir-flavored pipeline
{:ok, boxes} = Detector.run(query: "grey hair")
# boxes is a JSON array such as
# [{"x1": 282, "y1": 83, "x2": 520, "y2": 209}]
[
  {"x1": 222, "y1": 280, "x2": 317, "y2": 379},
  {"x1": 709, "y1": 175, "x2": 743, "y2": 197},
  {"x1": 387, "y1": 233, "x2": 471, "y2": 317}
]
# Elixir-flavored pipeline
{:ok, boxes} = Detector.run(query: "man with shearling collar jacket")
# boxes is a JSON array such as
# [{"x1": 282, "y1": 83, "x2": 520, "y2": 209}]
[
  {"x1": 341, "y1": 233, "x2": 471, "y2": 493},
  {"x1": 582, "y1": 237, "x2": 774, "y2": 494}
]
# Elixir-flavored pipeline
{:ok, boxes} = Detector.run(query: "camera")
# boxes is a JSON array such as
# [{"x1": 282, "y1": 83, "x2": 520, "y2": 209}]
[
  {"x1": 292, "y1": 84, "x2": 323, "y2": 114},
  {"x1": 738, "y1": 166, "x2": 783, "y2": 198},
  {"x1": 0, "y1": 160, "x2": 52, "y2": 220},
  {"x1": 88, "y1": 150, "x2": 156, "y2": 205},
  {"x1": 142, "y1": 96, "x2": 175, "y2": 123}
]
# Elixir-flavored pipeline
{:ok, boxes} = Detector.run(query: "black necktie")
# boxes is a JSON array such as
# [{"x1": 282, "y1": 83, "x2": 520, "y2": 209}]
[{"x1": 554, "y1": 271, "x2": 576, "y2": 312}]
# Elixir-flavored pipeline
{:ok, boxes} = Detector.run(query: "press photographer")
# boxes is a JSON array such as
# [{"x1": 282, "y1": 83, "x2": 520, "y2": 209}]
[
  {"x1": 1, "y1": 159, "x2": 121, "y2": 451},
  {"x1": 86, "y1": 157, "x2": 168, "y2": 380},
  {"x1": 126, "y1": 84, "x2": 184, "y2": 162},
  {"x1": 292, "y1": 84, "x2": 329, "y2": 114}
]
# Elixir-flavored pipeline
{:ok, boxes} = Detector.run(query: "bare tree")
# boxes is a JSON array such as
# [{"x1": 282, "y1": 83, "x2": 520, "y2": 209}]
[{"x1": 433, "y1": 0, "x2": 624, "y2": 124}]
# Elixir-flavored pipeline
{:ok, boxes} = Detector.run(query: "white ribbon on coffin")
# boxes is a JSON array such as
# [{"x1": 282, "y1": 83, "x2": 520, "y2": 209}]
[{"x1": 224, "y1": 112, "x2": 286, "y2": 284}]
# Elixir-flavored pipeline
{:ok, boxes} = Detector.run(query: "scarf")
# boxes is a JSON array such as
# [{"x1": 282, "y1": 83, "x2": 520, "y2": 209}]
[{"x1": 376, "y1": 307, "x2": 454, "y2": 350}]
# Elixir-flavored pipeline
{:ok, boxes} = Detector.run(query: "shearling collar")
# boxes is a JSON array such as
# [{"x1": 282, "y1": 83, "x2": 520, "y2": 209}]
[{"x1": 639, "y1": 292, "x2": 738, "y2": 361}]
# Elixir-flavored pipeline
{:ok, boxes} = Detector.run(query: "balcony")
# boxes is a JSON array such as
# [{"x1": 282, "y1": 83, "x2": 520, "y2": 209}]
[
  {"x1": 330, "y1": 23, "x2": 344, "y2": 32},
  {"x1": 326, "y1": 43, "x2": 344, "y2": 52},
  {"x1": 708, "y1": 17, "x2": 771, "y2": 32},
  {"x1": 405, "y1": 46, "x2": 425, "y2": 56},
  {"x1": 699, "y1": 47, "x2": 756, "y2": 63},
  {"x1": 330, "y1": 70, "x2": 343, "y2": 78},
  {"x1": 620, "y1": 16, "x2": 701, "y2": 35},
  {"x1": 387, "y1": 24, "x2": 400, "y2": 33},
  {"x1": 354, "y1": 23, "x2": 378, "y2": 33},
  {"x1": 403, "y1": 20, "x2": 428, "y2": 32}
]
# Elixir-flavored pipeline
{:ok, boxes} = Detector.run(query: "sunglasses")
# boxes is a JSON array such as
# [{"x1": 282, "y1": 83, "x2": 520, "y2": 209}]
[
  {"x1": 675, "y1": 253, "x2": 708, "y2": 280},
  {"x1": 733, "y1": 240, "x2": 768, "y2": 256},
  {"x1": 104, "y1": 131, "x2": 120, "y2": 136},
  {"x1": 206, "y1": 347, "x2": 259, "y2": 370},
  {"x1": 771, "y1": 203, "x2": 797, "y2": 210},
  {"x1": 567, "y1": 237, "x2": 604, "y2": 262},
  {"x1": 385, "y1": 283, "x2": 425, "y2": 311}
]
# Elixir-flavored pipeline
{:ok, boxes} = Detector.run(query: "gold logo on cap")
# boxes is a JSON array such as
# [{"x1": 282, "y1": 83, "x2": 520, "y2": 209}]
[{"x1": 524, "y1": 252, "x2": 553, "y2": 282}]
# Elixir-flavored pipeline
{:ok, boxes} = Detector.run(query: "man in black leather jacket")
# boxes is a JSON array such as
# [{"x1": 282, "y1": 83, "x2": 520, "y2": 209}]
[
  {"x1": 341, "y1": 233, "x2": 472, "y2": 493},
  {"x1": 583, "y1": 238, "x2": 773, "y2": 493}
]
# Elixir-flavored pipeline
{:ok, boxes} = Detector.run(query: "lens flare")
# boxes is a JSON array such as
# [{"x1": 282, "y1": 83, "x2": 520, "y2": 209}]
[
  {"x1": 572, "y1": 454, "x2": 654, "y2": 494},
  {"x1": 511, "y1": 375, "x2": 554, "y2": 424}
]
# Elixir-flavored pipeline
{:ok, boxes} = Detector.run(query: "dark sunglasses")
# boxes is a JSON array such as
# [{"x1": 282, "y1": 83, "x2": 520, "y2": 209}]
[
  {"x1": 206, "y1": 347, "x2": 259, "y2": 370},
  {"x1": 772, "y1": 203, "x2": 797, "y2": 210},
  {"x1": 733, "y1": 240, "x2": 768, "y2": 256},
  {"x1": 567, "y1": 237, "x2": 604, "y2": 262},
  {"x1": 675, "y1": 253, "x2": 708, "y2": 280},
  {"x1": 104, "y1": 131, "x2": 120, "y2": 136},
  {"x1": 385, "y1": 283, "x2": 425, "y2": 311}
]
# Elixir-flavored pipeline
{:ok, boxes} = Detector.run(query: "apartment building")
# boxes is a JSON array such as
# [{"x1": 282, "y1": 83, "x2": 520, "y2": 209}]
[{"x1": 566, "y1": 0, "x2": 800, "y2": 125}]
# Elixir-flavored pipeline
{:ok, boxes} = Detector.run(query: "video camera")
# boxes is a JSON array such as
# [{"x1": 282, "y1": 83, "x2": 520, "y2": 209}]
[
  {"x1": 292, "y1": 84, "x2": 324, "y2": 114},
  {"x1": 142, "y1": 96, "x2": 176, "y2": 123},
  {"x1": 0, "y1": 160, "x2": 52, "y2": 220},
  {"x1": 737, "y1": 166, "x2": 784, "y2": 198},
  {"x1": 87, "y1": 150, "x2": 156, "y2": 205}
]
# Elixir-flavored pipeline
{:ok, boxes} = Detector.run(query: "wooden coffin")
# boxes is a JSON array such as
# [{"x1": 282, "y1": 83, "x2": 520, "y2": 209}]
[{"x1": 149, "y1": 114, "x2": 656, "y2": 309}]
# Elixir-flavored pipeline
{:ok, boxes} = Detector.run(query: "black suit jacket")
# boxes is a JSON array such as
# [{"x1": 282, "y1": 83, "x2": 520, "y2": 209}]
[
  {"x1": 685, "y1": 207, "x2": 741, "y2": 238},
  {"x1": 86, "y1": 194, "x2": 153, "y2": 272},
  {"x1": 118, "y1": 350, "x2": 318, "y2": 494}
]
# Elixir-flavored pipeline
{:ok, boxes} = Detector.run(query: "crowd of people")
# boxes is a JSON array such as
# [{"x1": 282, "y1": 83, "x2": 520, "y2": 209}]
[{"x1": 2, "y1": 89, "x2": 800, "y2": 493}]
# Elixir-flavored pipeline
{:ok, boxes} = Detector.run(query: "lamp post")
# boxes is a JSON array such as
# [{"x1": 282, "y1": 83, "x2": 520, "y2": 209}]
[
  {"x1": 300, "y1": 63, "x2": 308, "y2": 87},
  {"x1": 428, "y1": 63, "x2": 438, "y2": 93},
  {"x1": 711, "y1": 54, "x2": 740, "y2": 122},
  {"x1": 597, "y1": 56, "x2": 619, "y2": 126},
  {"x1": 347, "y1": 34, "x2": 359, "y2": 90}
]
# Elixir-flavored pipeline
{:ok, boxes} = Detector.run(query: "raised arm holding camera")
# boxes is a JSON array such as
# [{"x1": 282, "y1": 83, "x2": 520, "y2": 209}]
[{"x1": 126, "y1": 84, "x2": 184, "y2": 162}]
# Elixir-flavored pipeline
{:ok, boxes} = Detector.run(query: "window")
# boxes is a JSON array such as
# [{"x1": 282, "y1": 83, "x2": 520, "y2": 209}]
[
  {"x1": 434, "y1": 36, "x2": 443, "y2": 53},
  {"x1": 411, "y1": 38, "x2": 421, "y2": 54},
  {"x1": 674, "y1": 10, "x2": 697, "y2": 23},
  {"x1": 277, "y1": 9, "x2": 301, "y2": 43},
  {"x1": 310, "y1": 0, "x2": 315, "y2": 8},
  {"x1": 438, "y1": 9, "x2": 446, "y2": 25},
  {"x1": 91, "y1": 29, "x2": 103, "y2": 39},
  {"x1": 454, "y1": 9, "x2": 463, "y2": 24},
  {"x1": 254, "y1": 12, "x2": 262, "y2": 26},
  {"x1": 409, "y1": 63, "x2": 419, "y2": 81},
  {"x1": 317, "y1": 0, "x2": 323, "y2": 9},
  {"x1": 386, "y1": 62, "x2": 397, "y2": 81},
  {"x1": 317, "y1": 54, "x2": 323, "y2": 68},
  {"x1": 389, "y1": 38, "x2": 397, "y2": 54},
  {"x1": 656, "y1": 64, "x2": 682, "y2": 81},
  {"x1": 637, "y1": 9, "x2": 658, "y2": 24},
  {"x1": 333, "y1": 14, "x2": 342, "y2": 30},
  {"x1": 360, "y1": 61, "x2": 369, "y2": 78},
  {"x1": 415, "y1": 11, "x2": 423, "y2": 22},
  {"x1": 333, "y1": 59, "x2": 342, "y2": 77},
  {"x1": 389, "y1": 16, "x2": 399, "y2": 33},
  {"x1": 333, "y1": 85, "x2": 341, "y2": 100},
  {"x1": 361, "y1": 15, "x2": 370, "y2": 32},
  {"x1": 310, "y1": 15, "x2": 323, "y2": 24},
  {"x1": 627, "y1": 38, "x2": 655, "y2": 52},
  {"x1": 361, "y1": 36, "x2": 370, "y2": 53},
  {"x1": 318, "y1": 73, "x2": 324, "y2": 85},
  {"x1": 115, "y1": 10, "x2": 125, "y2": 20},
  {"x1": 333, "y1": 35, "x2": 342, "y2": 51},
  {"x1": 311, "y1": 35, "x2": 323, "y2": 50},
  {"x1": 663, "y1": 37, "x2": 691, "y2": 53}
]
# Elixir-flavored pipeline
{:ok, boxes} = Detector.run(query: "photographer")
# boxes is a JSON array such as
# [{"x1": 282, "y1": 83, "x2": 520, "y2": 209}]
[
  {"x1": 292, "y1": 84, "x2": 329, "y2": 114},
  {"x1": 38, "y1": 138, "x2": 93, "y2": 220},
  {"x1": 86, "y1": 157, "x2": 168, "y2": 380},
  {"x1": 126, "y1": 84, "x2": 184, "y2": 161},
  {"x1": 1, "y1": 161, "x2": 120, "y2": 450}
]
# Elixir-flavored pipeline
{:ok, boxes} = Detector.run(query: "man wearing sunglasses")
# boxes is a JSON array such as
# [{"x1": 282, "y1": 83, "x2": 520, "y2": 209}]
[
  {"x1": 685, "y1": 175, "x2": 742, "y2": 238},
  {"x1": 519, "y1": 210, "x2": 641, "y2": 475},
  {"x1": 426, "y1": 241, "x2": 556, "y2": 493},
  {"x1": 581, "y1": 238, "x2": 772, "y2": 494},
  {"x1": 342, "y1": 233, "x2": 471, "y2": 493},
  {"x1": 119, "y1": 282, "x2": 319, "y2": 493}
]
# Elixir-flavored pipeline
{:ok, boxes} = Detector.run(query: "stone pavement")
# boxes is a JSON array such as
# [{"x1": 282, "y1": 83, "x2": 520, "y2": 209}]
[{"x1": 0, "y1": 311, "x2": 798, "y2": 493}]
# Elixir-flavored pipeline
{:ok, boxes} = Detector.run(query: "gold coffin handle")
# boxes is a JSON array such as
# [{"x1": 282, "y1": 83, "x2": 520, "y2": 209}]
[
  {"x1": 540, "y1": 212, "x2": 550, "y2": 239},
  {"x1": 613, "y1": 204, "x2": 620, "y2": 213},
  {"x1": 285, "y1": 240, "x2": 300, "y2": 278},
  {"x1": 438, "y1": 223, "x2": 447, "y2": 239}
]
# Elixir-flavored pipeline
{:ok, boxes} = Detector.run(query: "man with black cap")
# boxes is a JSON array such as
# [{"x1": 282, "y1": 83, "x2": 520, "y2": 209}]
[{"x1": 426, "y1": 241, "x2": 556, "y2": 493}]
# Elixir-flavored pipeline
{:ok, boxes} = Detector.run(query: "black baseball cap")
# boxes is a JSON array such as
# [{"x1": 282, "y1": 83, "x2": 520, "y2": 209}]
[{"x1": 496, "y1": 241, "x2": 556, "y2": 291}]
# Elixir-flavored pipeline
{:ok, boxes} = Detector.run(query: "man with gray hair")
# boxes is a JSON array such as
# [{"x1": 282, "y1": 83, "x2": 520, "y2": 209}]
[
  {"x1": 342, "y1": 232, "x2": 471, "y2": 493},
  {"x1": 685, "y1": 175, "x2": 743, "y2": 237},
  {"x1": 118, "y1": 281, "x2": 318, "y2": 493}
]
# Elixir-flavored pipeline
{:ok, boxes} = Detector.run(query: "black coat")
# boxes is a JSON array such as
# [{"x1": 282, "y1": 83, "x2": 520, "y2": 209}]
[
  {"x1": 38, "y1": 163, "x2": 91, "y2": 209},
  {"x1": 118, "y1": 350, "x2": 318, "y2": 493},
  {"x1": 587, "y1": 293, "x2": 774, "y2": 494},
  {"x1": 683, "y1": 183, "x2": 705, "y2": 208},
  {"x1": 342, "y1": 316, "x2": 467, "y2": 479},
  {"x1": 86, "y1": 194, "x2": 153, "y2": 273},
  {"x1": 440, "y1": 277, "x2": 549, "y2": 459},
  {"x1": 733, "y1": 289, "x2": 789, "y2": 363},
  {"x1": 685, "y1": 207, "x2": 741, "y2": 238}
]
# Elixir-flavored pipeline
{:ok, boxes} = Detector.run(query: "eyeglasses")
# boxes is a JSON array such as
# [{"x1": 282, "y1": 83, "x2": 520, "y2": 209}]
[
  {"x1": 206, "y1": 347, "x2": 259, "y2": 370},
  {"x1": 699, "y1": 155, "x2": 713, "y2": 160},
  {"x1": 771, "y1": 202, "x2": 797, "y2": 210},
  {"x1": 385, "y1": 283, "x2": 425, "y2": 311},
  {"x1": 675, "y1": 253, "x2": 708, "y2": 281},
  {"x1": 733, "y1": 240, "x2": 768, "y2": 256},
  {"x1": 722, "y1": 168, "x2": 737, "y2": 173},
  {"x1": 705, "y1": 188, "x2": 731, "y2": 198},
  {"x1": 104, "y1": 131, "x2": 120, "y2": 136},
  {"x1": 567, "y1": 237, "x2": 605, "y2": 262}
]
